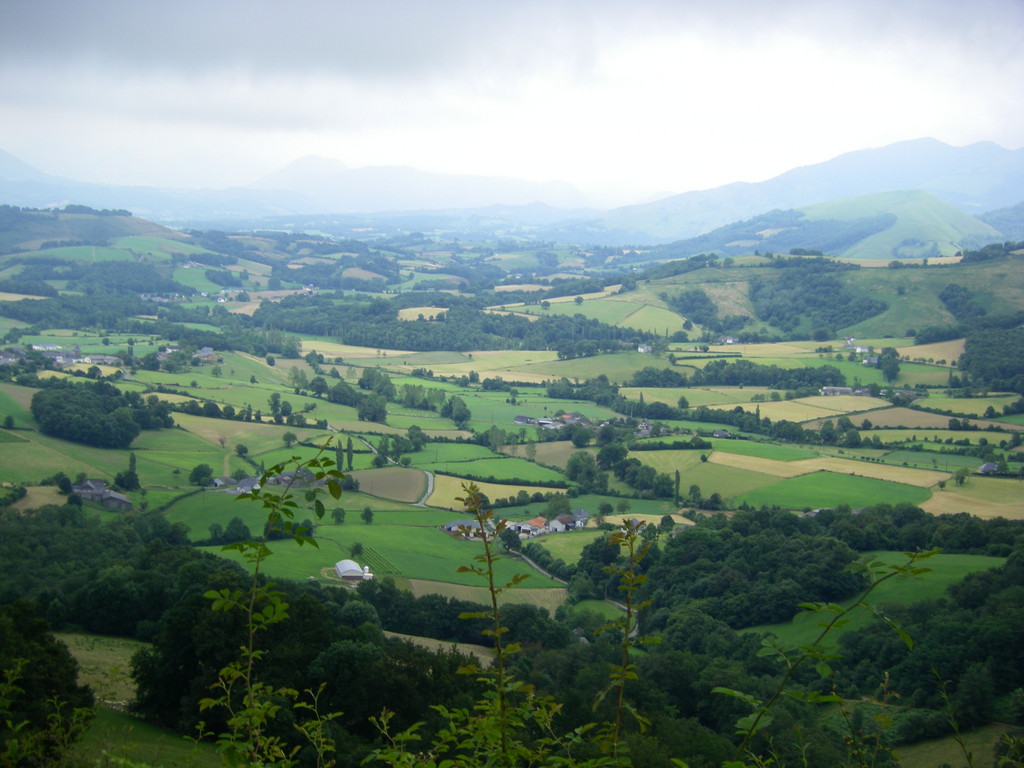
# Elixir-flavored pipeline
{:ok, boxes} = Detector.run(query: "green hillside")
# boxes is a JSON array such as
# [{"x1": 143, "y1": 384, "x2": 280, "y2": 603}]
[
  {"x1": 640, "y1": 190, "x2": 1002, "y2": 265},
  {"x1": 799, "y1": 190, "x2": 1002, "y2": 260}
]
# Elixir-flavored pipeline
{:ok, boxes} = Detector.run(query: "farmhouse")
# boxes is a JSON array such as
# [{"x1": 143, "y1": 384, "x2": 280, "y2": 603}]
[
  {"x1": 820, "y1": 386, "x2": 854, "y2": 396},
  {"x1": 71, "y1": 479, "x2": 133, "y2": 511},
  {"x1": 334, "y1": 559, "x2": 373, "y2": 582},
  {"x1": 514, "y1": 415, "x2": 537, "y2": 426},
  {"x1": 442, "y1": 518, "x2": 494, "y2": 538},
  {"x1": 526, "y1": 516, "x2": 549, "y2": 533},
  {"x1": 571, "y1": 508, "x2": 590, "y2": 526},
  {"x1": 978, "y1": 462, "x2": 1001, "y2": 475},
  {"x1": 85, "y1": 354, "x2": 122, "y2": 366}
]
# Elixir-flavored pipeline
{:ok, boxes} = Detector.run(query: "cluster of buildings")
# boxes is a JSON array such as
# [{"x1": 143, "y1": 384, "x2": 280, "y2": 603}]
[
  {"x1": 443, "y1": 507, "x2": 590, "y2": 539},
  {"x1": 514, "y1": 412, "x2": 593, "y2": 431},
  {"x1": 70, "y1": 479, "x2": 133, "y2": 510}
]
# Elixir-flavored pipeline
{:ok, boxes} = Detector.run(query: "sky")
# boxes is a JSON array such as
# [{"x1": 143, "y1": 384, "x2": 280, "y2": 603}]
[{"x1": 1, "y1": 0, "x2": 1022, "y2": 207}]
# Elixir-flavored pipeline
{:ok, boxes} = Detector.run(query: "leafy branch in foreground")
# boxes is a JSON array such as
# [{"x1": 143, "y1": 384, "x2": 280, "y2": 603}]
[
  {"x1": 365, "y1": 484, "x2": 670, "y2": 768},
  {"x1": 198, "y1": 441, "x2": 345, "y2": 768},
  {"x1": 714, "y1": 548, "x2": 939, "y2": 767}
]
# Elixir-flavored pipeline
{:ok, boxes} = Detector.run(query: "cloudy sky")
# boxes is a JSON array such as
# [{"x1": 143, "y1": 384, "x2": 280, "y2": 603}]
[{"x1": 1, "y1": 0, "x2": 1022, "y2": 206}]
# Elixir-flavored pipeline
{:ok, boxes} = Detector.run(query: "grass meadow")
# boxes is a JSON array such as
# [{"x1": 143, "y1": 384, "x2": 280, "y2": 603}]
[
  {"x1": 424, "y1": 457, "x2": 567, "y2": 485},
  {"x1": 921, "y1": 476, "x2": 1024, "y2": 520},
  {"x1": 732, "y1": 471, "x2": 932, "y2": 509},
  {"x1": 746, "y1": 551, "x2": 1005, "y2": 648},
  {"x1": 207, "y1": 522, "x2": 562, "y2": 588}
]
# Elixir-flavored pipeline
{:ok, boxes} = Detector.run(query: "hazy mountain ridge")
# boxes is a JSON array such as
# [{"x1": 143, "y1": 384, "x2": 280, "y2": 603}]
[
  {"x1": 570, "y1": 139, "x2": 1024, "y2": 244},
  {"x1": 0, "y1": 139, "x2": 1020, "y2": 250},
  {"x1": 636, "y1": 191, "x2": 1002, "y2": 263}
]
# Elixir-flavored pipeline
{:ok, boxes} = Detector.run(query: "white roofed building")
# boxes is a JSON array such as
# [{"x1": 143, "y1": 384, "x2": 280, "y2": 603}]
[{"x1": 335, "y1": 559, "x2": 373, "y2": 582}]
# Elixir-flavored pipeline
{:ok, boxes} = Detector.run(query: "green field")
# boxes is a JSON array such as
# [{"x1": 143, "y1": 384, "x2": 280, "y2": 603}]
[
  {"x1": 747, "y1": 551, "x2": 1005, "y2": 648},
  {"x1": 206, "y1": 523, "x2": 562, "y2": 588},
  {"x1": 882, "y1": 450, "x2": 983, "y2": 471},
  {"x1": 532, "y1": 529, "x2": 604, "y2": 563},
  {"x1": 424, "y1": 457, "x2": 567, "y2": 484},
  {"x1": 732, "y1": 471, "x2": 931, "y2": 509},
  {"x1": 711, "y1": 440, "x2": 819, "y2": 461}
]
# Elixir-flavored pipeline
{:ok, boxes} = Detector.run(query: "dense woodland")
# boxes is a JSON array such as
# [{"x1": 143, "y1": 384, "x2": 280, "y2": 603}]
[{"x1": 2, "y1": 496, "x2": 1023, "y2": 767}]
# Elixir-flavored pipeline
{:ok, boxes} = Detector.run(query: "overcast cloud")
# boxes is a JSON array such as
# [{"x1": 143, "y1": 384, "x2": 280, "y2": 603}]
[{"x1": 1, "y1": 0, "x2": 1022, "y2": 206}]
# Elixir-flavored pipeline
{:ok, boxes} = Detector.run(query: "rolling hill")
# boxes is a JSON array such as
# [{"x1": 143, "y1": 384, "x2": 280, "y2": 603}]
[{"x1": 635, "y1": 190, "x2": 1001, "y2": 263}]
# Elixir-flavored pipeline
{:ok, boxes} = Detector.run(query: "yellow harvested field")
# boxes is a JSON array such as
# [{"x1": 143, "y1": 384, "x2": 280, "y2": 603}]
[
  {"x1": 851, "y1": 407, "x2": 1024, "y2": 432},
  {"x1": 482, "y1": 308, "x2": 539, "y2": 321},
  {"x1": 0, "y1": 291, "x2": 46, "y2": 301},
  {"x1": 396, "y1": 306, "x2": 447, "y2": 320},
  {"x1": 795, "y1": 395, "x2": 892, "y2": 412},
  {"x1": 330, "y1": 420, "x2": 470, "y2": 439},
  {"x1": 427, "y1": 474, "x2": 561, "y2": 510},
  {"x1": 173, "y1": 412, "x2": 328, "y2": 446},
  {"x1": 922, "y1": 478, "x2": 1024, "y2": 520},
  {"x1": 735, "y1": 400, "x2": 840, "y2": 423},
  {"x1": 408, "y1": 580, "x2": 568, "y2": 611},
  {"x1": 300, "y1": 340, "x2": 418, "y2": 358},
  {"x1": 494, "y1": 284, "x2": 545, "y2": 292},
  {"x1": 704, "y1": 342, "x2": 815, "y2": 357},
  {"x1": 903, "y1": 338, "x2": 965, "y2": 362},
  {"x1": 149, "y1": 392, "x2": 198, "y2": 404},
  {"x1": 342, "y1": 266, "x2": 387, "y2": 280},
  {"x1": 923, "y1": 394, "x2": 1020, "y2": 417},
  {"x1": 10, "y1": 485, "x2": 65, "y2": 511},
  {"x1": 347, "y1": 466, "x2": 426, "y2": 503},
  {"x1": 384, "y1": 631, "x2": 493, "y2": 666},
  {"x1": 605, "y1": 513, "x2": 694, "y2": 528},
  {"x1": 708, "y1": 451, "x2": 948, "y2": 487}
]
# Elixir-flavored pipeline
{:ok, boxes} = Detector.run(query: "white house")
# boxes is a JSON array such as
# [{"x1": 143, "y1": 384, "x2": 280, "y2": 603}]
[{"x1": 334, "y1": 559, "x2": 373, "y2": 582}]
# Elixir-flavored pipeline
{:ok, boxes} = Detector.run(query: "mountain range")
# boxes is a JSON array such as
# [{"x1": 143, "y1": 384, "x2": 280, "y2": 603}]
[{"x1": 1, "y1": 138, "x2": 1021, "y2": 250}]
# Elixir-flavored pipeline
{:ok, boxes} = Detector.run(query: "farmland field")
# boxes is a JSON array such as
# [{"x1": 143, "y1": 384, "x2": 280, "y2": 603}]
[
  {"x1": 427, "y1": 474, "x2": 562, "y2": 510},
  {"x1": 424, "y1": 457, "x2": 567, "y2": 484},
  {"x1": 732, "y1": 471, "x2": 931, "y2": 509},
  {"x1": 407, "y1": 580, "x2": 568, "y2": 610},
  {"x1": 347, "y1": 466, "x2": 426, "y2": 502},
  {"x1": 920, "y1": 476, "x2": 1024, "y2": 520},
  {"x1": 747, "y1": 551, "x2": 1005, "y2": 647},
  {"x1": 209, "y1": 523, "x2": 563, "y2": 588},
  {"x1": 532, "y1": 529, "x2": 604, "y2": 563},
  {"x1": 710, "y1": 440, "x2": 819, "y2": 461},
  {"x1": 923, "y1": 393, "x2": 1020, "y2": 416},
  {"x1": 633, "y1": 449, "x2": 707, "y2": 475},
  {"x1": 708, "y1": 450, "x2": 947, "y2": 487}
]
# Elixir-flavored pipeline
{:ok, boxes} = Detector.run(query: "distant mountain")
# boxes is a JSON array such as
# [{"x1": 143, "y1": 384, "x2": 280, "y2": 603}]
[
  {"x1": 0, "y1": 151, "x2": 592, "y2": 222},
  {"x1": 0, "y1": 148, "x2": 52, "y2": 182},
  {"x1": 550, "y1": 139, "x2": 1024, "y2": 244},
  {"x1": 249, "y1": 156, "x2": 592, "y2": 211},
  {"x1": 636, "y1": 190, "x2": 1002, "y2": 262},
  {"x1": 978, "y1": 201, "x2": 1024, "y2": 240},
  {"x1": 1, "y1": 139, "x2": 1020, "y2": 246}
]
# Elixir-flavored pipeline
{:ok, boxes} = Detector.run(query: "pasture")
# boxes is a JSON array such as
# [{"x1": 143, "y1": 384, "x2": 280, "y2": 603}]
[
  {"x1": 921, "y1": 476, "x2": 1024, "y2": 520},
  {"x1": 427, "y1": 474, "x2": 563, "y2": 510},
  {"x1": 532, "y1": 529, "x2": 604, "y2": 563},
  {"x1": 731, "y1": 471, "x2": 931, "y2": 509},
  {"x1": 210, "y1": 523, "x2": 562, "y2": 589},
  {"x1": 407, "y1": 580, "x2": 568, "y2": 611},
  {"x1": 424, "y1": 457, "x2": 567, "y2": 485},
  {"x1": 923, "y1": 393, "x2": 1020, "y2": 417},
  {"x1": 710, "y1": 440, "x2": 819, "y2": 461},
  {"x1": 347, "y1": 466, "x2": 426, "y2": 502},
  {"x1": 708, "y1": 451, "x2": 946, "y2": 488},
  {"x1": 747, "y1": 551, "x2": 1005, "y2": 648}
]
